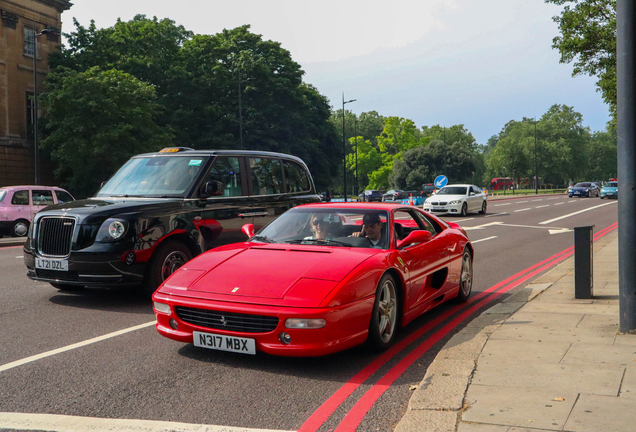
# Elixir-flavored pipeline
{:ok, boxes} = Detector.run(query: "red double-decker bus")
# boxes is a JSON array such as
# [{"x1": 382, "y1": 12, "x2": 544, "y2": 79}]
[{"x1": 489, "y1": 177, "x2": 513, "y2": 190}]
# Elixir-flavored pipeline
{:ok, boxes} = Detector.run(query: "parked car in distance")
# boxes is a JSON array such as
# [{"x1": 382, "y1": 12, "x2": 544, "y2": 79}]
[
  {"x1": 23, "y1": 148, "x2": 320, "y2": 294},
  {"x1": 568, "y1": 182, "x2": 600, "y2": 198},
  {"x1": 382, "y1": 189, "x2": 406, "y2": 201},
  {"x1": 152, "y1": 202, "x2": 473, "y2": 356},
  {"x1": 0, "y1": 185, "x2": 75, "y2": 237},
  {"x1": 359, "y1": 190, "x2": 383, "y2": 202},
  {"x1": 600, "y1": 181, "x2": 618, "y2": 199},
  {"x1": 320, "y1": 191, "x2": 331, "y2": 202},
  {"x1": 422, "y1": 184, "x2": 487, "y2": 216},
  {"x1": 421, "y1": 183, "x2": 436, "y2": 197}
]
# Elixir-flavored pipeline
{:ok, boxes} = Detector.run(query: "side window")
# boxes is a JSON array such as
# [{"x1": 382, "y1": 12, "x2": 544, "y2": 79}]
[
  {"x1": 203, "y1": 157, "x2": 243, "y2": 197},
  {"x1": 414, "y1": 211, "x2": 442, "y2": 235},
  {"x1": 472, "y1": 186, "x2": 481, "y2": 195},
  {"x1": 11, "y1": 190, "x2": 29, "y2": 206},
  {"x1": 249, "y1": 158, "x2": 283, "y2": 195},
  {"x1": 393, "y1": 210, "x2": 426, "y2": 246},
  {"x1": 55, "y1": 190, "x2": 75, "y2": 204},
  {"x1": 283, "y1": 161, "x2": 310, "y2": 193},
  {"x1": 32, "y1": 190, "x2": 54, "y2": 205}
]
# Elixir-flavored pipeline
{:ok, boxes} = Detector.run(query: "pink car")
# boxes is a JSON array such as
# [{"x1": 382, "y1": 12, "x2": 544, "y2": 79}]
[{"x1": 0, "y1": 186, "x2": 75, "y2": 237}]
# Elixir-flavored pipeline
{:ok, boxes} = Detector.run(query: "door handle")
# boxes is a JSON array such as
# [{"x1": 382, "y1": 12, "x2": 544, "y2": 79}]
[{"x1": 238, "y1": 212, "x2": 269, "y2": 218}]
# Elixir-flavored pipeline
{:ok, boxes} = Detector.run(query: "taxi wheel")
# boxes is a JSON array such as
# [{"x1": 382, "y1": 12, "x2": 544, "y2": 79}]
[
  {"x1": 456, "y1": 248, "x2": 473, "y2": 303},
  {"x1": 460, "y1": 203, "x2": 468, "y2": 217},
  {"x1": 478, "y1": 201, "x2": 487, "y2": 214},
  {"x1": 12, "y1": 219, "x2": 29, "y2": 237},
  {"x1": 144, "y1": 240, "x2": 192, "y2": 296},
  {"x1": 367, "y1": 274, "x2": 399, "y2": 350}
]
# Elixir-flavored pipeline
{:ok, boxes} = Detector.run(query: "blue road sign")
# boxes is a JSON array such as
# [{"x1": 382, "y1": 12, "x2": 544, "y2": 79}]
[{"x1": 434, "y1": 175, "x2": 448, "y2": 188}]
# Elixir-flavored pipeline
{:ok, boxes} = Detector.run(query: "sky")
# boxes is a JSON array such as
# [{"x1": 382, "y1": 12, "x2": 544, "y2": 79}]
[{"x1": 60, "y1": 0, "x2": 611, "y2": 144}]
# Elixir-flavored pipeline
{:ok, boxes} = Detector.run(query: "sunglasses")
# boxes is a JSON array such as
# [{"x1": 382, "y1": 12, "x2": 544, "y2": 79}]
[{"x1": 312, "y1": 219, "x2": 326, "y2": 226}]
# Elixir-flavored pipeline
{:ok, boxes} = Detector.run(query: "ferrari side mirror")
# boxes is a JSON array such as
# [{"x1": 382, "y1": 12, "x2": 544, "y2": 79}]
[
  {"x1": 397, "y1": 230, "x2": 432, "y2": 249},
  {"x1": 242, "y1": 223, "x2": 255, "y2": 238}
]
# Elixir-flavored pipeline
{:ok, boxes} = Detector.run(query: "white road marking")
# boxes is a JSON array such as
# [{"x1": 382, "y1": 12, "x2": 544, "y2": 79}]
[
  {"x1": 462, "y1": 222, "x2": 503, "y2": 231},
  {"x1": 514, "y1": 208, "x2": 531, "y2": 212},
  {"x1": 535, "y1": 205, "x2": 549, "y2": 209},
  {"x1": 554, "y1": 202, "x2": 564, "y2": 206},
  {"x1": 494, "y1": 203, "x2": 511, "y2": 207},
  {"x1": 498, "y1": 223, "x2": 569, "y2": 230},
  {"x1": 531, "y1": 199, "x2": 543, "y2": 202},
  {"x1": 549, "y1": 228, "x2": 574, "y2": 235},
  {"x1": 0, "y1": 321, "x2": 156, "y2": 373},
  {"x1": 472, "y1": 236, "x2": 497, "y2": 244},
  {"x1": 517, "y1": 201, "x2": 528, "y2": 203},
  {"x1": 539, "y1": 201, "x2": 618, "y2": 225},
  {"x1": 453, "y1": 218, "x2": 474, "y2": 223},
  {"x1": 15, "y1": 256, "x2": 23, "y2": 258},
  {"x1": 568, "y1": 200, "x2": 578, "y2": 203},
  {"x1": 0, "y1": 413, "x2": 292, "y2": 432}
]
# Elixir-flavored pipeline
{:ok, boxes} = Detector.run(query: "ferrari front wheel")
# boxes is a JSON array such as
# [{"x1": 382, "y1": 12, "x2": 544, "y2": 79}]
[
  {"x1": 368, "y1": 274, "x2": 399, "y2": 350},
  {"x1": 455, "y1": 248, "x2": 473, "y2": 303}
]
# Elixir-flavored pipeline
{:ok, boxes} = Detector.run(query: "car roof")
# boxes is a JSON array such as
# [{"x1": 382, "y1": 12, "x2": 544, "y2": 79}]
[
  {"x1": 294, "y1": 202, "x2": 416, "y2": 210},
  {"x1": 441, "y1": 184, "x2": 472, "y2": 187},
  {"x1": 0, "y1": 185, "x2": 66, "y2": 191},
  {"x1": 133, "y1": 148, "x2": 307, "y2": 165}
]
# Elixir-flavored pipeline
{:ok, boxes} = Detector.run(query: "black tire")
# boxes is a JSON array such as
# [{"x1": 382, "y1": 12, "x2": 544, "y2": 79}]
[
  {"x1": 460, "y1": 203, "x2": 468, "y2": 217},
  {"x1": 50, "y1": 283, "x2": 84, "y2": 291},
  {"x1": 144, "y1": 240, "x2": 193, "y2": 296},
  {"x1": 367, "y1": 274, "x2": 399, "y2": 350},
  {"x1": 600, "y1": 195, "x2": 604, "y2": 199},
  {"x1": 455, "y1": 248, "x2": 473, "y2": 303},
  {"x1": 478, "y1": 201, "x2": 487, "y2": 214},
  {"x1": 11, "y1": 219, "x2": 29, "y2": 237}
]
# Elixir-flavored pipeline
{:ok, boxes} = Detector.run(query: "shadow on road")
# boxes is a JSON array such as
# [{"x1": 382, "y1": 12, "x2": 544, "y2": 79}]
[{"x1": 48, "y1": 286, "x2": 153, "y2": 314}]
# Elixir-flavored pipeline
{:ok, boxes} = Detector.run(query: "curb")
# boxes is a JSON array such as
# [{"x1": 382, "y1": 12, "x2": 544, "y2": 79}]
[{"x1": 394, "y1": 228, "x2": 618, "y2": 432}]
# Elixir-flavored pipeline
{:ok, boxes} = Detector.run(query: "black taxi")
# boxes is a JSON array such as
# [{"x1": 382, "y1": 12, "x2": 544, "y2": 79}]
[{"x1": 23, "y1": 148, "x2": 320, "y2": 294}]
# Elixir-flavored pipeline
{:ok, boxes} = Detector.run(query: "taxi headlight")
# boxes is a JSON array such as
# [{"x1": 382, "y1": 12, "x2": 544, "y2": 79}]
[
  {"x1": 449, "y1": 200, "x2": 461, "y2": 205},
  {"x1": 153, "y1": 301, "x2": 171, "y2": 314},
  {"x1": 96, "y1": 218, "x2": 129, "y2": 242},
  {"x1": 285, "y1": 318, "x2": 326, "y2": 329}
]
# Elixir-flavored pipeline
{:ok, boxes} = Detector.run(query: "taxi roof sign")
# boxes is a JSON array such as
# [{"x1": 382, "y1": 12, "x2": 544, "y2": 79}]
[{"x1": 159, "y1": 147, "x2": 194, "y2": 153}]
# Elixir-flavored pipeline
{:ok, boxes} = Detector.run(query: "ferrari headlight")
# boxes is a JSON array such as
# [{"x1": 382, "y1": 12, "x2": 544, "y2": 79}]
[
  {"x1": 449, "y1": 200, "x2": 462, "y2": 205},
  {"x1": 153, "y1": 301, "x2": 171, "y2": 314},
  {"x1": 285, "y1": 318, "x2": 326, "y2": 329}
]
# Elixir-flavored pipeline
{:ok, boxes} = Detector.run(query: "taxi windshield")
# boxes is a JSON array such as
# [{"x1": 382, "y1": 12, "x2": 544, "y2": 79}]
[
  {"x1": 252, "y1": 208, "x2": 390, "y2": 249},
  {"x1": 96, "y1": 155, "x2": 209, "y2": 198}
]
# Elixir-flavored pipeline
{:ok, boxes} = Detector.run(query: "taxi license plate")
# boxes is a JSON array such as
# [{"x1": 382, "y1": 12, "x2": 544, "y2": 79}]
[
  {"x1": 35, "y1": 258, "x2": 68, "y2": 271},
  {"x1": 193, "y1": 331, "x2": 256, "y2": 355}
]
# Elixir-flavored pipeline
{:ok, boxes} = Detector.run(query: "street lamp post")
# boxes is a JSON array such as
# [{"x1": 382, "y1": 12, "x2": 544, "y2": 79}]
[
  {"x1": 342, "y1": 93, "x2": 356, "y2": 202},
  {"x1": 354, "y1": 119, "x2": 358, "y2": 197},
  {"x1": 534, "y1": 118, "x2": 538, "y2": 194},
  {"x1": 32, "y1": 25, "x2": 54, "y2": 185}
]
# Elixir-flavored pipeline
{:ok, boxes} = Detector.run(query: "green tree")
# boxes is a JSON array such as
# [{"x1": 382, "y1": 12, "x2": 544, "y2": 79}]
[
  {"x1": 587, "y1": 125, "x2": 617, "y2": 180},
  {"x1": 547, "y1": 0, "x2": 616, "y2": 117},
  {"x1": 345, "y1": 137, "x2": 383, "y2": 192},
  {"x1": 40, "y1": 67, "x2": 173, "y2": 198}
]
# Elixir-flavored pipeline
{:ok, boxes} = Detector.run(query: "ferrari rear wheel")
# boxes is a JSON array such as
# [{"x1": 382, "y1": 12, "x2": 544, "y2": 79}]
[
  {"x1": 368, "y1": 274, "x2": 399, "y2": 350},
  {"x1": 456, "y1": 248, "x2": 473, "y2": 303}
]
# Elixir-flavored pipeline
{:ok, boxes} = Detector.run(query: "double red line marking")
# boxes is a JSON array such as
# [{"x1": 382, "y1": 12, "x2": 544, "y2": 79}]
[{"x1": 300, "y1": 221, "x2": 618, "y2": 432}]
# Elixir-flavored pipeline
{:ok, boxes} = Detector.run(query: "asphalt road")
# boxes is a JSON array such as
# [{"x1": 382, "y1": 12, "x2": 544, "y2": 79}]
[{"x1": 0, "y1": 195, "x2": 618, "y2": 432}]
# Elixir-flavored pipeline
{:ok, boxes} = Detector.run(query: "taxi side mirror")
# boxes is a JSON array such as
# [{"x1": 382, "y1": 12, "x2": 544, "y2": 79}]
[
  {"x1": 397, "y1": 230, "x2": 432, "y2": 249},
  {"x1": 202, "y1": 181, "x2": 224, "y2": 198},
  {"x1": 242, "y1": 223, "x2": 255, "y2": 238}
]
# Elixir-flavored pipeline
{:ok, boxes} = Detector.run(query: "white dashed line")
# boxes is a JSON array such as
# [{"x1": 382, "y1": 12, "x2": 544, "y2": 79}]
[
  {"x1": 546, "y1": 197, "x2": 559, "y2": 200},
  {"x1": 517, "y1": 201, "x2": 528, "y2": 203},
  {"x1": 531, "y1": 199, "x2": 543, "y2": 202},
  {"x1": 0, "y1": 321, "x2": 156, "y2": 373},
  {"x1": 15, "y1": 256, "x2": 23, "y2": 258},
  {"x1": 554, "y1": 202, "x2": 564, "y2": 206},
  {"x1": 535, "y1": 205, "x2": 549, "y2": 209},
  {"x1": 0, "y1": 413, "x2": 292, "y2": 432},
  {"x1": 494, "y1": 203, "x2": 511, "y2": 207},
  {"x1": 472, "y1": 236, "x2": 497, "y2": 244},
  {"x1": 539, "y1": 201, "x2": 618, "y2": 225},
  {"x1": 514, "y1": 208, "x2": 531, "y2": 212},
  {"x1": 453, "y1": 218, "x2": 475, "y2": 223},
  {"x1": 484, "y1": 212, "x2": 509, "y2": 218}
]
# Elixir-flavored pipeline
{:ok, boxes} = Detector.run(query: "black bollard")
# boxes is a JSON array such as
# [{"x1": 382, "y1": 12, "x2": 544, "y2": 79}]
[{"x1": 574, "y1": 225, "x2": 594, "y2": 299}]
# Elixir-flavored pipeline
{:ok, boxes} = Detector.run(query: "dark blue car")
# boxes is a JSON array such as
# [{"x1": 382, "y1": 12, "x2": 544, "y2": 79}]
[
  {"x1": 359, "y1": 190, "x2": 383, "y2": 202},
  {"x1": 568, "y1": 182, "x2": 600, "y2": 198}
]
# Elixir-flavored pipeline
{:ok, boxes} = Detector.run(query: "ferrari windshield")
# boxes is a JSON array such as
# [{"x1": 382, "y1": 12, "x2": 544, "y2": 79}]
[
  {"x1": 252, "y1": 207, "x2": 390, "y2": 249},
  {"x1": 436, "y1": 186, "x2": 467, "y2": 195},
  {"x1": 96, "y1": 155, "x2": 209, "y2": 198}
]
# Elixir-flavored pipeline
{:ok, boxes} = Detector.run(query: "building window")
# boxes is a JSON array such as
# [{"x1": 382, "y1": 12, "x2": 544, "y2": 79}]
[{"x1": 24, "y1": 27, "x2": 34, "y2": 56}]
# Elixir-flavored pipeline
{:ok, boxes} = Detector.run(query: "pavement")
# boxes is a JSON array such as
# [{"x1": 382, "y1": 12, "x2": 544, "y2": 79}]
[{"x1": 395, "y1": 228, "x2": 631, "y2": 432}]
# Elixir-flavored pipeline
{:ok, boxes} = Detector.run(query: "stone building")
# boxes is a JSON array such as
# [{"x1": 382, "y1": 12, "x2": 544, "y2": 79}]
[{"x1": 0, "y1": 0, "x2": 72, "y2": 187}]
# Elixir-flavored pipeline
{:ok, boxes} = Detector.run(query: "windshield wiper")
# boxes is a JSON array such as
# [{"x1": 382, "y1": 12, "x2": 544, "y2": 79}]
[
  {"x1": 251, "y1": 235, "x2": 275, "y2": 243},
  {"x1": 110, "y1": 194, "x2": 146, "y2": 198},
  {"x1": 286, "y1": 239, "x2": 353, "y2": 247}
]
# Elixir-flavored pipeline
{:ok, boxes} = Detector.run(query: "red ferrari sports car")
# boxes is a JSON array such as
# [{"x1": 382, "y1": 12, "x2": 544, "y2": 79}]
[{"x1": 152, "y1": 203, "x2": 473, "y2": 357}]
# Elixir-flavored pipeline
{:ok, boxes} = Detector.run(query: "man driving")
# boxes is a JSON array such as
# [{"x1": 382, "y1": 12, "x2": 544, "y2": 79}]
[{"x1": 351, "y1": 213, "x2": 386, "y2": 248}]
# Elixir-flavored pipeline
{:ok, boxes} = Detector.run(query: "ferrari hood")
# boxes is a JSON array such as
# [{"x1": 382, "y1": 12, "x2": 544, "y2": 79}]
[{"x1": 180, "y1": 245, "x2": 375, "y2": 299}]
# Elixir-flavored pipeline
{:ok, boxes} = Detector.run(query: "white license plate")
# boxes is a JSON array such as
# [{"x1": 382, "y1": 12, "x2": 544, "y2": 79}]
[
  {"x1": 35, "y1": 258, "x2": 68, "y2": 271},
  {"x1": 433, "y1": 206, "x2": 444, "y2": 210},
  {"x1": 607, "y1": 192, "x2": 614, "y2": 195},
  {"x1": 193, "y1": 331, "x2": 256, "y2": 355}
]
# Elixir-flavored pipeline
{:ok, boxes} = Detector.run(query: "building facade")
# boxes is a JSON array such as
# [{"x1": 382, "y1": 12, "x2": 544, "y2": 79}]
[{"x1": 0, "y1": 0, "x2": 72, "y2": 187}]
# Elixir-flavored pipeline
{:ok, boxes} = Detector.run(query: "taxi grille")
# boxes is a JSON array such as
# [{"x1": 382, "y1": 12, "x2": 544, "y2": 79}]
[
  {"x1": 36, "y1": 269, "x2": 79, "y2": 282},
  {"x1": 38, "y1": 217, "x2": 75, "y2": 256},
  {"x1": 175, "y1": 307, "x2": 279, "y2": 333}
]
